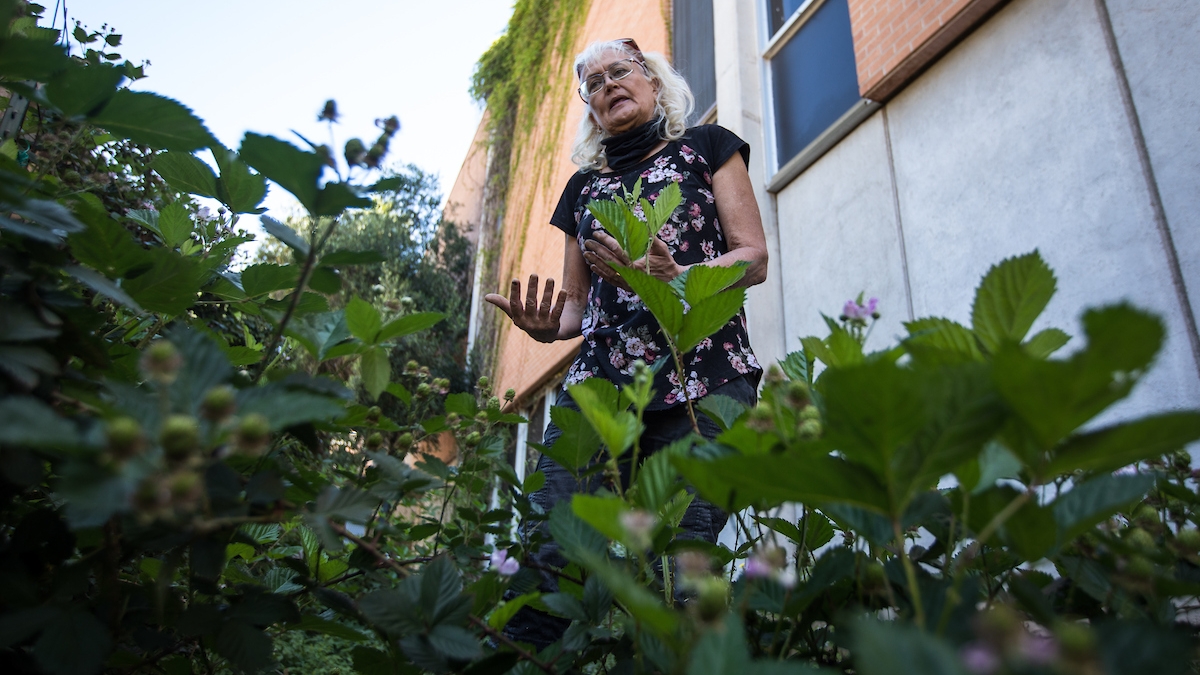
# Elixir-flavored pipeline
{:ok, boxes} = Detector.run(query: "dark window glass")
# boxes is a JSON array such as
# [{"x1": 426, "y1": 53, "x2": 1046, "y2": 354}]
[
  {"x1": 770, "y1": 0, "x2": 859, "y2": 162},
  {"x1": 673, "y1": 0, "x2": 716, "y2": 123},
  {"x1": 769, "y1": 0, "x2": 809, "y2": 35}
]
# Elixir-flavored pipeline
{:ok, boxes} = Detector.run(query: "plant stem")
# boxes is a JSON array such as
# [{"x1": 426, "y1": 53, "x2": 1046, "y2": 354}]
[
  {"x1": 469, "y1": 616, "x2": 558, "y2": 675},
  {"x1": 254, "y1": 214, "x2": 340, "y2": 383},
  {"x1": 327, "y1": 520, "x2": 410, "y2": 577},
  {"x1": 893, "y1": 518, "x2": 926, "y2": 629}
]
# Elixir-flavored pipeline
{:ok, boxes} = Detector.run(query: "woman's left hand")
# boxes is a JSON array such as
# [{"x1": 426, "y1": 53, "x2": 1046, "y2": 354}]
[{"x1": 583, "y1": 230, "x2": 683, "y2": 291}]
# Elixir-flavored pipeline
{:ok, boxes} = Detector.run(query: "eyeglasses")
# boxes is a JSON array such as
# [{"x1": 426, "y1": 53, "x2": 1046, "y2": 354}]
[{"x1": 576, "y1": 38, "x2": 646, "y2": 102}]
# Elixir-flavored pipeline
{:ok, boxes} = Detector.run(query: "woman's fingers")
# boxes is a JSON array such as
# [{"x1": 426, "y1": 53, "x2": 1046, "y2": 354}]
[
  {"x1": 483, "y1": 293, "x2": 511, "y2": 317},
  {"x1": 525, "y1": 274, "x2": 540, "y2": 314},
  {"x1": 550, "y1": 289, "x2": 567, "y2": 322},
  {"x1": 507, "y1": 278, "x2": 524, "y2": 321},
  {"x1": 541, "y1": 277, "x2": 556, "y2": 313}
]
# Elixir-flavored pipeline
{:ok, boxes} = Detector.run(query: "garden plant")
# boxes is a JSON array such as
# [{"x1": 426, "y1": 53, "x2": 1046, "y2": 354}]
[{"x1": 2, "y1": 3, "x2": 1200, "y2": 674}]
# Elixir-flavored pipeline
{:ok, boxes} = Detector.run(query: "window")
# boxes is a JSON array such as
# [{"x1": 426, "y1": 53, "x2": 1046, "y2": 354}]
[
  {"x1": 763, "y1": 0, "x2": 873, "y2": 188},
  {"x1": 673, "y1": 0, "x2": 717, "y2": 124}
]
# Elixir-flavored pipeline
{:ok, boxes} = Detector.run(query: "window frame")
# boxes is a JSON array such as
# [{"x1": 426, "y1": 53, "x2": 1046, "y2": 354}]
[{"x1": 759, "y1": 0, "x2": 880, "y2": 192}]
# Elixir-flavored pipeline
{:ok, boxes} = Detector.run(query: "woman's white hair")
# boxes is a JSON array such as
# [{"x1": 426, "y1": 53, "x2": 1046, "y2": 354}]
[{"x1": 569, "y1": 39, "x2": 695, "y2": 172}]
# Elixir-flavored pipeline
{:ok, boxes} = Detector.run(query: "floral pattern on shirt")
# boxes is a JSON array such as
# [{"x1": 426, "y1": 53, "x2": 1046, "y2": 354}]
[{"x1": 552, "y1": 125, "x2": 761, "y2": 410}]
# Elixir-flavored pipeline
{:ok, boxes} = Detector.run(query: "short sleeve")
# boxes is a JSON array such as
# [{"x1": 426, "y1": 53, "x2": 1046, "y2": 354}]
[
  {"x1": 550, "y1": 171, "x2": 593, "y2": 237},
  {"x1": 692, "y1": 125, "x2": 750, "y2": 171}
]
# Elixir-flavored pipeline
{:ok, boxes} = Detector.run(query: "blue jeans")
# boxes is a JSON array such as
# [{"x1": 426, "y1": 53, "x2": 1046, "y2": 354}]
[{"x1": 503, "y1": 377, "x2": 755, "y2": 650}]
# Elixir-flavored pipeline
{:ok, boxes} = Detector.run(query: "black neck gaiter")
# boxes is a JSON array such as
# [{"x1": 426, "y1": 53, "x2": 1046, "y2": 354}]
[{"x1": 601, "y1": 117, "x2": 665, "y2": 172}]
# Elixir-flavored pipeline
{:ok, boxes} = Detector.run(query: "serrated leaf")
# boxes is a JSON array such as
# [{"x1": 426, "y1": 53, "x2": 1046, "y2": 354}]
[
  {"x1": 239, "y1": 133, "x2": 324, "y2": 211},
  {"x1": 314, "y1": 182, "x2": 371, "y2": 216},
  {"x1": 678, "y1": 288, "x2": 745, "y2": 353},
  {"x1": 548, "y1": 502, "x2": 608, "y2": 563},
  {"x1": 360, "y1": 346, "x2": 390, "y2": 401},
  {"x1": 67, "y1": 202, "x2": 147, "y2": 277},
  {"x1": 258, "y1": 215, "x2": 310, "y2": 256},
  {"x1": 635, "y1": 447, "x2": 683, "y2": 513},
  {"x1": 65, "y1": 265, "x2": 142, "y2": 312},
  {"x1": 904, "y1": 317, "x2": 982, "y2": 364},
  {"x1": 45, "y1": 62, "x2": 123, "y2": 117},
  {"x1": 157, "y1": 200, "x2": 193, "y2": 248},
  {"x1": 286, "y1": 615, "x2": 367, "y2": 642},
  {"x1": 122, "y1": 248, "x2": 207, "y2": 315},
  {"x1": 617, "y1": 264, "x2": 684, "y2": 335},
  {"x1": 696, "y1": 394, "x2": 746, "y2": 432},
  {"x1": 540, "y1": 406, "x2": 601, "y2": 472},
  {"x1": 1024, "y1": 327, "x2": 1070, "y2": 359},
  {"x1": 570, "y1": 383, "x2": 639, "y2": 458},
  {"x1": 682, "y1": 262, "x2": 747, "y2": 307},
  {"x1": 92, "y1": 90, "x2": 216, "y2": 151},
  {"x1": 377, "y1": 312, "x2": 444, "y2": 343},
  {"x1": 283, "y1": 310, "x2": 350, "y2": 361},
  {"x1": 418, "y1": 556, "x2": 464, "y2": 624},
  {"x1": 0, "y1": 37, "x2": 71, "y2": 80},
  {"x1": 152, "y1": 151, "x2": 219, "y2": 199},
  {"x1": 1052, "y1": 472, "x2": 1154, "y2": 543},
  {"x1": 1046, "y1": 412, "x2": 1200, "y2": 477},
  {"x1": 487, "y1": 592, "x2": 540, "y2": 631},
  {"x1": 586, "y1": 199, "x2": 629, "y2": 247},
  {"x1": 345, "y1": 296, "x2": 382, "y2": 343},
  {"x1": 850, "y1": 617, "x2": 965, "y2": 675},
  {"x1": 572, "y1": 494, "x2": 631, "y2": 545},
  {"x1": 675, "y1": 453, "x2": 889, "y2": 513},
  {"x1": 241, "y1": 263, "x2": 299, "y2": 298},
  {"x1": 427, "y1": 624, "x2": 482, "y2": 661},
  {"x1": 213, "y1": 147, "x2": 268, "y2": 213},
  {"x1": 971, "y1": 250, "x2": 1057, "y2": 353},
  {"x1": 316, "y1": 486, "x2": 377, "y2": 523}
]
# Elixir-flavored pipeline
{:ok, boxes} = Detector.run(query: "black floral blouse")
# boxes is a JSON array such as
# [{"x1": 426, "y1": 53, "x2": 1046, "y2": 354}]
[{"x1": 550, "y1": 125, "x2": 763, "y2": 411}]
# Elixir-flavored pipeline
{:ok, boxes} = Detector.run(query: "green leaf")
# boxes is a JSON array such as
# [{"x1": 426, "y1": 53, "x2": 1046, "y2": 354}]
[
  {"x1": 152, "y1": 151, "x2": 220, "y2": 199},
  {"x1": 157, "y1": 200, "x2": 193, "y2": 248},
  {"x1": 360, "y1": 347, "x2": 391, "y2": 401},
  {"x1": 904, "y1": 317, "x2": 982, "y2": 364},
  {"x1": 213, "y1": 147, "x2": 268, "y2": 213},
  {"x1": 1096, "y1": 621, "x2": 1194, "y2": 675},
  {"x1": 635, "y1": 446, "x2": 684, "y2": 513},
  {"x1": 539, "y1": 406, "x2": 600, "y2": 473},
  {"x1": 45, "y1": 62, "x2": 123, "y2": 117},
  {"x1": 358, "y1": 582, "x2": 423, "y2": 637},
  {"x1": 122, "y1": 248, "x2": 207, "y2": 315},
  {"x1": 427, "y1": 624, "x2": 481, "y2": 661},
  {"x1": 214, "y1": 620, "x2": 274, "y2": 674},
  {"x1": 963, "y1": 441, "x2": 1022, "y2": 495},
  {"x1": 696, "y1": 394, "x2": 746, "y2": 432},
  {"x1": 258, "y1": 216, "x2": 311, "y2": 256},
  {"x1": 522, "y1": 470, "x2": 546, "y2": 494},
  {"x1": 994, "y1": 304, "x2": 1164, "y2": 456},
  {"x1": 971, "y1": 250, "x2": 1057, "y2": 354},
  {"x1": 308, "y1": 267, "x2": 341, "y2": 294},
  {"x1": 800, "y1": 336, "x2": 835, "y2": 370},
  {"x1": 570, "y1": 383, "x2": 640, "y2": 458},
  {"x1": 675, "y1": 452, "x2": 889, "y2": 513},
  {"x1": 237, "y1": 384, "x2": 344, "y2": 430},
  {"x1": 850, "y1": 617, "x2": 966, "y2": 675},
  {"x1": 315, "y1": 182, "x2": 371, "y2": 217},
  {"x1": 319, "y1": 249, "x2": 387, "y2": 267},
  {"x1": 67, "y1": 200, "x2": 147, "y2": 277},
  {"x1": 486, "y1": 592, "x2": 540, "y2": 631},
  {"x1": 1046, "y1": 412, "x2": 1200, "y2": 476},
  {"x1": 316, "y1": 486, "x2": 377, "y2": 523},
  {"x1": 286, "y1": 615, "x2": 367, "y2": 642},
  {"x1": 617, "y1": 264, "x2": 684, "y2": 335},
  {"x1": 351, "y1": 646, "x2": 401, "y2": 675},
  {"x1": 444, "y1": 392, "x2": 478, "y2": 417},
  {"x1": 547, "y1": 502, "x2": 607, "y2": 563},
  {"x1": 821, "y1": 360, "x2": 928, "y2": 482},
  {"x1": 92, "y1": 90, "x2": 216, "y2": 151},
  {"x1": 650, "y1": 181, "x2": 682, "y2": 230},
  {"x1": 0, "y1": 37, "x2": 71, "y2": 80},
  {"x1": 576, "y1": 549, "x2": 677, "y2": 635},
  {"x1": 239, "y1": 133, "x2": 324, "y2": 211},
  {"x1": 682, "y1": 262, "x2": 747, "y2": 307},
  {"x1": 418, "y1": 556, "x2": 466, "y2": 625},
  {"x1": 345, "y1": 296, "x2": 382, "y2": 343},
  {"x1": 1024, "y1": 327, "x2": 1070, "y2": 359},
  {"x1": 678, "y1": 288, "x2": 746, "y2": 353},
  {"x1": 586, "y1": 199, "x2": 629, "y2": 248},
  {"x1": 65, "y1": 265, "x2": 142, "y2": 312},
  {"x1": 33, "y1": 610, "x2": 111, "y2": 675},
  {"x1": 283, "y1": 311, "x2": 351, "y2": 361},
  {"x1": 241, "y1": 263, "x2": 298, "y2": 298},
  {"x1": 572, "y1": 494, "x2": 631, "y2": 545},
  {"x1": 377, "y1": 312, "x2": 445, "y2": 343},
  {"x1": 1052, "y1": 472, "x2": 1155, "y2": 543},
  {"x1": 687, "y1": 613, "x2": 749, "y2": 675}
]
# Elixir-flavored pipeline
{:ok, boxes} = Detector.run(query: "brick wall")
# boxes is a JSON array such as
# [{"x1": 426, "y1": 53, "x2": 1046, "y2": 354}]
[{"x1": 848, "y1": 0, "x2": 1008, "y2": 100}]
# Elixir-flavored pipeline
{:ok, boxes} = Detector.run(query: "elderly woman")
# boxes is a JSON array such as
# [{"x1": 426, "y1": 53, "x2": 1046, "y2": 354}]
[{"x1": 485, "y1": 38, "x2": 768, "y2": 648}]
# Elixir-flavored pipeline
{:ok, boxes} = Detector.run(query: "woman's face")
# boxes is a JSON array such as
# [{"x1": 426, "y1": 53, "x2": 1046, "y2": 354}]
[{"x1": 583, "y1": 49, "x2": 658, "y2": 136}]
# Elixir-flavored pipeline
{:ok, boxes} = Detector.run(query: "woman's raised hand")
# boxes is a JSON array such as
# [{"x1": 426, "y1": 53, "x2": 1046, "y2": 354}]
[
  {"x1": 583, "y1": 230, "x2": 683, "y2": 290},
  {"x1": 484, "y1": 274, "x2": 567, "y2": 343}
]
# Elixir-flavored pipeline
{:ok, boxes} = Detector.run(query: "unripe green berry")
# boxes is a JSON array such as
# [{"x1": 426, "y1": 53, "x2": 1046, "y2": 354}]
[
  {"x1": 862, "y1": 562, "x2": 887, "y2": 590},
  {"x1": 799, "y1": 405, "x2": 820, "y2": 422},
  {"x1": 798, "y1": 418, "x2": 823, "y2": 439},
  {"x1": 487, "y1": 396, "x2": 501, "y2": 410},
  {"x1": 141, "y1": 340, "x2": 182, "y2": 384},
  {"x1": 160, "y1": 415, "x2": 200, "y2": 462},
  {"x1": 1126, "y1": 527, "x2": 1156, "y2": 553},
  {"x1": 464, "y1": 431, "x2": 481, "y2": 448},
  {"x1": 504, "y1": 388, "x2": 516, "y2": 402},
  {"x1": 1054, "y1": 621, "x2": 1095, "y2": 656},
  {"x1": 134, "y1": 475, "x2": 169, "y2": 516},
  {"x1": 168, "y1": 470, "x2": 203, "y2": 511},
  {"x1": 764, "y1": 365, "x2": 785, "y2": 385},
  {"x1": 475, "y1": 411, "x2": 489, "y2": 424},
  {"x1": 405, "y1": 360, "x2": 420, "y2": 373},
  {"x1": 106, "y1": 416, "x2": 145, "y2": 460},
  {"x1": 476, "y1": 376, "x2": 489, "y2": 390},
  {"x1": 746, "y1": 406, "x2": 773, "y2": 432},
  {"x1": 445, "y1": 412, "x2": 460, "y2": 426},
  {"x1": 693, "y1": 576, "x2": 729, "y2": 622},
  {"x1": 1133, "y1": 504, "x2": 1159, "y2": 524},
  {"x1": 366, "y1": 432, "x2": 384, "y2": 450},
  {"x1": 201, "y1": 385, "x2": 237, "y2": 421},
  {"x1": 785, "y1": 381, "x2": 811, "y2": 407},
  {"x1": 396, "y1": 432, "x2": 414, "y2": 450},
  {"x1": 1125, "y1": 554, "x2": 1154, "y2": 579},
  {"x1": 235, "y1": 413, "x2": 271, "y2": 455},
  {"x1": 1176, "y1": 528, "x2": 1200, "y2": 552},
  {"x1": 366, "y1": 405, "x2": 382, "y2": 423},
  {"x1": 416, "y1": 383, "x2": 431, "y2": 397}
]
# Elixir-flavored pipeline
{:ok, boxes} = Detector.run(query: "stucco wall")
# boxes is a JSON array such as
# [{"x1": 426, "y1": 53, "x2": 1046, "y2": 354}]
[{"x1": 749, "y1": 0, "x2": 1200, "y2": 417}]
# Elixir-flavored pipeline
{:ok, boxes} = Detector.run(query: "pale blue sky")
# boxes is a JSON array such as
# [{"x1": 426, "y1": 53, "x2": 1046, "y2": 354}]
[{"x1": 59, "y1": 0, "x2": 514, "y2": 217}]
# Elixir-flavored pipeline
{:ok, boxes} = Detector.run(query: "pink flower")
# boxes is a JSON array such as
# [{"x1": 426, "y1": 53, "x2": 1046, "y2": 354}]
[
  {"x1": 842, "y1": 297, "x2": 880, "y2": 321},
  {"x1": 490, "y1": 549, "x2": 520, "y2": 577},
  {"x1": 959, "y1": 643, "x2": 1000, "y2": 674},
  {"x1": 744, "y1": 556, "x2": 773, "y2": 579}
]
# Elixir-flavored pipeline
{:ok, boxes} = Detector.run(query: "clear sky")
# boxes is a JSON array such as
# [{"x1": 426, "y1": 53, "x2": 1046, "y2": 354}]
[{"x1": 58, "y1": 0, "x2": 514, "y2": 218}]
